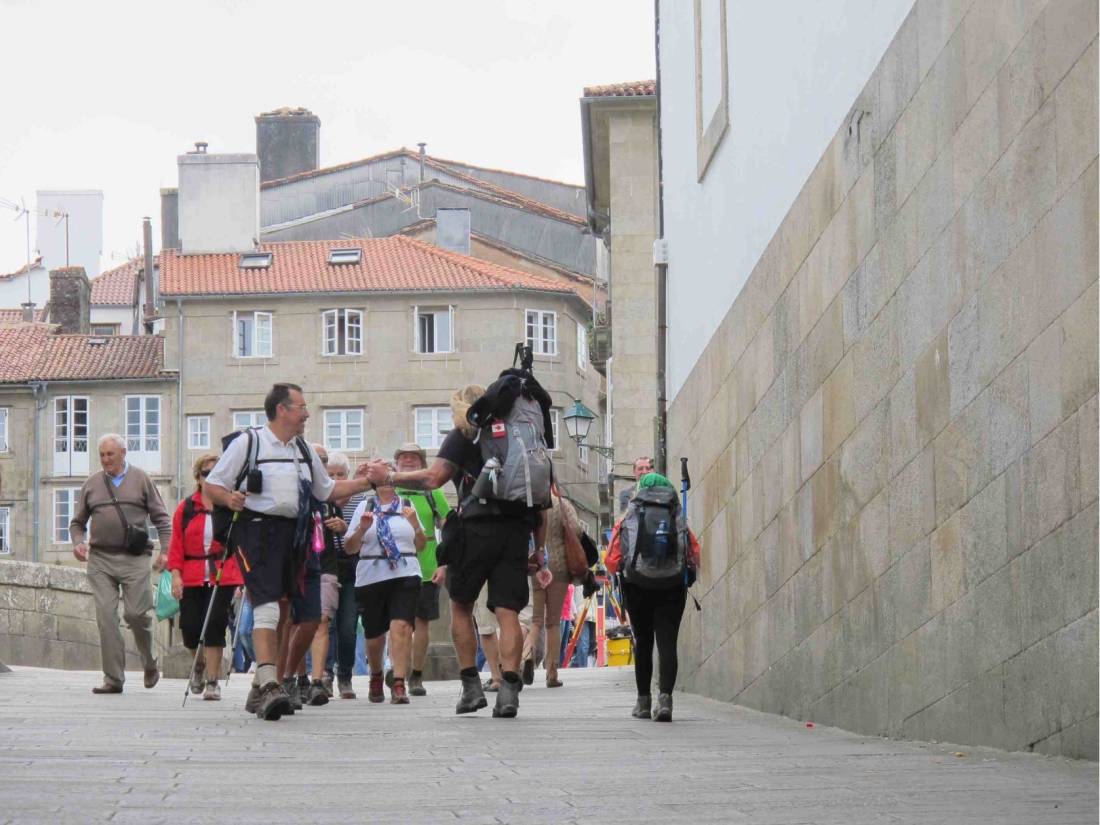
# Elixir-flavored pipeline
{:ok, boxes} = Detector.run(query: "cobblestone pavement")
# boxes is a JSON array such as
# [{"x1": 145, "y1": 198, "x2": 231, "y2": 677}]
[{"x1": 0, "y1": 665, "x2": 1095, "y2": 824}]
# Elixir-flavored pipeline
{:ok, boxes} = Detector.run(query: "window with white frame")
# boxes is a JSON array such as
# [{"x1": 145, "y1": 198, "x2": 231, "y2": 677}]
[
  {"x1": 54, "y1": 488, "x2": 82, "y2": 543},
  {"x1": 576, "y1": 321, "x2": 588, "y2": 371},
  {"x1": 324, "y1": 409, "x2": 364, "y2": 451},
  {"x1": 322, "y1": 309, "x2": 363, "y2": 356},
  {"x1": 579, "y1": 443, "x2": 589, "y2": 467},
  {"x1": 125, "y1": 396, "x2": 161, "y2": 471},
  {"x1": 0, "y1": 407, "x2": 8, "y2": 452},
  {"x1": 187, "y1": 415, "x2": 211, "y2": 450},
  {"x1": 549, "y1": 408, "x2": 560, "y2": 452},
  {"x1": 414, "y1": 406, "x2": 452, "y2": 450},
  {"x1": 53, "y1": 396, "x2": 89, "y2": 476},
  {"x1": 526, "y1": 310, "x2": 557, "y2": 356},
  {"x1": 233, "y1": 311, "x2": 273, "y2": 358},
  {"x1": 0, "y1": 506, "x2": 10, "y2": 554},
  {"x1": 414, "y1": 306, "x2": 454, "y2": 354},
  {"x1": 233, "y1": 410, "x2": 267, "y2": 431}
]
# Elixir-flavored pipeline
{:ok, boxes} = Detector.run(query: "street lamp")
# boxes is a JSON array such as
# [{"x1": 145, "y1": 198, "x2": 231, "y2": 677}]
[{"x1": 563, "y1": 398, "x2": 597, "y2": 446}]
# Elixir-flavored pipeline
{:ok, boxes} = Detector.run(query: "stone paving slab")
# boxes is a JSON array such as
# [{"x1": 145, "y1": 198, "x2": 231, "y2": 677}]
[{"x1": 0, "y1": 665, "x2": 1095, "y2": 824}]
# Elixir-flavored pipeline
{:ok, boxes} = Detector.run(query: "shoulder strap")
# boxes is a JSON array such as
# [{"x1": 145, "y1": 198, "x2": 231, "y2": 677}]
[
  {"x1": 232, "y1": 429, "x2": 256, "y2": 492},
  {"x1": 295, "y1": 436, "x2": 314, "y2": 482},
  {"x1": 181, "y1": 497, "x2": 198, "y2": 533},
  {"x1": 102, "y1": 474, "x2": 131, "y2": 532}
]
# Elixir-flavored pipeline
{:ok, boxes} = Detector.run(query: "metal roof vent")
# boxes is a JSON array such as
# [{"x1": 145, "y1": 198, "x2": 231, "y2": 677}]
[
  {"x1": 239, "y1": 252, "x2": 273, "y2": 269},
  {"x1": 328, "y1": 248, "x2": 362, "y2": 265}
]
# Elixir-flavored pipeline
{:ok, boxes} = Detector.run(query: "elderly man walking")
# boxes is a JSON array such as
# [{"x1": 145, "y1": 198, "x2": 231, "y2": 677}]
[{"x1": 70, "y1": 433, "x2": 172, "y2": 694}]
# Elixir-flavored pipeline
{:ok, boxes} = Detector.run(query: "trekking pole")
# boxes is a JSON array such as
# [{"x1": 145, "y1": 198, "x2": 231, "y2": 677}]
[
  {"x1": 680, "y1": 458, "x2": 702, "y2": 612},
  {"x1": 182, "y1": 513, "x2": 238, "y2": 708}
]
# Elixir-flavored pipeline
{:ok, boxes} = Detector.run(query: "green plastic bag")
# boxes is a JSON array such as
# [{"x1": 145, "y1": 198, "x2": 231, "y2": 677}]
[{"x1": 154, "y1": 569, "x2": 179, "y2": 621}]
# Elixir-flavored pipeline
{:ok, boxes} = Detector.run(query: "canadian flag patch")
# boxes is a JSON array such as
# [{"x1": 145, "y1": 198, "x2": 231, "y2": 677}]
[{"x1": 491, "y1": 421, "x2": 507, "y2": 439}]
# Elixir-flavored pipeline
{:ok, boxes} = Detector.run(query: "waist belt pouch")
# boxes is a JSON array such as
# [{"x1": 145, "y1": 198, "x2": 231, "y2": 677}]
[{"x1": 123, "y1": 524, "x2": 150, "y2": 556}]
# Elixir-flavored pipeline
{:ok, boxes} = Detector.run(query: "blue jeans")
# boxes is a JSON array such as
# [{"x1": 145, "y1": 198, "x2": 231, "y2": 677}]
[
  {"x1": 326, "y1": 578, "x2": 360, "y2": 681},
  {"x1": 570, "y1": 622, "x2": 593, "y2": 668},
  {"x1": 233, "y1": 595, "x2": 254, "y2": 672}
]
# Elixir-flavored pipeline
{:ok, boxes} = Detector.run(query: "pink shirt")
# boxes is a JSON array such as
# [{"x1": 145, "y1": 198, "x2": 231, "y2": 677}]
[{"x1": 561, "y1": 584, "x2": 574, "y2": 621}]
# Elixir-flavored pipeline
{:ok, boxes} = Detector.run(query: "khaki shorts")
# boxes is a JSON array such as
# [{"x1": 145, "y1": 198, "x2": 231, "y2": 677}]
[
  {"x1": 474, "y1": 583, "x2": 533, "y2": 635},
  {"x1": 320, "y1": 573, "x2": 340, "y2": 621}
]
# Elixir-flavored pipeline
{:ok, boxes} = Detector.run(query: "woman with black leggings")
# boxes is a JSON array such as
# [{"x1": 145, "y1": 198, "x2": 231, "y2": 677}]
[{"x1": 606, "y1": 473, "x2": 700, "y2": 722}]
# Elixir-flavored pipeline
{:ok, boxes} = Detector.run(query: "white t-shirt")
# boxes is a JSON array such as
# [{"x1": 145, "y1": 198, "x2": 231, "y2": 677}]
[{"x1": 348, "y1": 498, "x2": 422, "y2": 587}]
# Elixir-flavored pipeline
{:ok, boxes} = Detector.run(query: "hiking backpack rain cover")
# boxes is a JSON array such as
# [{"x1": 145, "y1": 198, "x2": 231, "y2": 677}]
[
  {"x1": 476, "y1": 394, "x2": 553, "y2": 509},
  {"x1": 621, "y1": 486, "x2": 687, "y2": 589}
]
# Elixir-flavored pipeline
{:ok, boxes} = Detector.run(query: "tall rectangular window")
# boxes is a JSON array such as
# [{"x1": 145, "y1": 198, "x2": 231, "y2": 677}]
[
  {"x1": 54, "y1": 488, "x2": 81, "y2": 543},
  {"x1": 322, "y1": 309, "x2": 363, "y2": 356},
  {"x1": 233, "y1": 411, "x2": 267, "y2": 431},
  {"x1": 414, "y1": 406, "x2": 452, "y2": 450},
  {"x1": 579, "y1": 443, "x2": 589, "y2": 467},
  {"x1": 0, "y1": 506, "x2": 10, "y2": 554},
  {"x1": 53, "y1": 396, "x2": 89, "y2": 476},
  {"x1": 549, "y1": 409, "x2": 560, "y2": 452},
  {"x1": 526, "y1": 310, "x2": 557, "y2": 356},
  {"x1": 125, "y1": 396, "x2": 161, "y2": 472},
  {"x1": 324, "y1": 409, "x2": 364, "y2": 451},
  {"x1": 414, "y1": 306, "x2": 454, "y2": 354},
  {"x1": 233, "y1": 311, "x2": 273, "y2": 358},
  {"x1": 187, "y1": 415, "x2": 211, "y2": 450},
  {"x1": 576, "y1": 321, "x2": 588, "y2": 371},
  {"x1": 0, "y1": 407, "x2": 8, "y2": 452}
]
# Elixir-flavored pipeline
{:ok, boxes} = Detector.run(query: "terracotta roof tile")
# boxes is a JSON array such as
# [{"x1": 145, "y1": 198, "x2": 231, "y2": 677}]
[
  {"x1": 91, "y1": 256, "x2": 154, "y2": 306},
  {"x1": 160, "y1": 236, "x2": 581, "y2": 299},
  {"x1": 0, "y1": 256, "x2": 44, "y2": 281},
  {"x1": 583, "y1": 80, "x2": 656, "y2": 98},
  {"x1": 0, "y1": 323, "x2": 165, "y2": 383},
  {"x1": 0, "y1": 306, "x2": 48, "y2": 324}
]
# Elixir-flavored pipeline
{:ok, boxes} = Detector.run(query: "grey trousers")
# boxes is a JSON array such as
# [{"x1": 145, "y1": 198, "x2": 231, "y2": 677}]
[{"x1": 86, "y1": 551, "x2": 157, "y2": 686}]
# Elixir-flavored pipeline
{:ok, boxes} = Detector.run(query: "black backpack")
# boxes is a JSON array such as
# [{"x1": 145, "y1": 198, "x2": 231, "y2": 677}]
[{"x1": 620, "y1": 486, "x2": 686, "y2": 589}]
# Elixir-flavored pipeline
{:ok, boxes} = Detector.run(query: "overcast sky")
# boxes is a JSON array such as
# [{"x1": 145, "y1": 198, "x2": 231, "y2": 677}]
[{"x1": 0, "y1": 0, "x2": 654, "y2": 275}]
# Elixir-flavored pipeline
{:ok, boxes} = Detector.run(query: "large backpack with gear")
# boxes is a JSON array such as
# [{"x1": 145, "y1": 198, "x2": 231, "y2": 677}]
[
  {"x1": 620, "y1": 486, "x2": 687, "y2": 589},
  {"x1": 472, "y1": 393, "x2": 552, "y2": 509}
]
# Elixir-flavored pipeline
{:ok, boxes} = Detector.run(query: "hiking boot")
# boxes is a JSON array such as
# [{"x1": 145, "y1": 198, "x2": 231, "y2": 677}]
[
  {"x1": 390, "y1": 678, "x2": 410, "y2": 704},
  {"x1": 203, "y1": 680, "x2": 221, "y2": 701},
  {"x1": 255, "y1": 682, "x2": 292, "y2": 721},
  {"x1": 492, "y1": 678, "x2": 520, "y2": 718},
  {"x1": 307, "y1": 681, "x2": 330, "y2": 706},
  {"x1": 482, "y1": 678, "x2": 500, "y2": 692},
  {"x1": 143, "y1": 665, "x2": 160, "y2": 689},
  {"x1": 408, "y1": 672, "x2": 427, "y2": 697},
  {"x1": 456, "y1": 673, "x2": 488, "y2": 714},
  {"x1": 245, "y1": 683, "x2": 261, "y2": 714},
  {"x1": 653, "y1": 693, "x2": 673, "y2": 722},
  {"x1": 320, "y1": 673, "x2": 334, "y2": 698},
  {"x1": 368, "y1": 672, "x2": 385, "y2": 703},
  {"x1": 283, "y1": 677, "x2": 303, "y2": 712},
  {"x1": 632, "y1": 694, "x2": 652, "y2": 719},
  {"x1": 188, "y1": 658, "x2": 206, "y2": 695},
  {"x1": 91, "y1": 682, "x2": 123, "y2": 695},
  {"x1": 522, "y1": 658, "x2": 535, "y2": 686},
  {"x1": 384, "y1": 668, "x2": 395, "y2": 689},
  {"x1": 337, "y1": 677, "x2": 356, "y2": 699}
]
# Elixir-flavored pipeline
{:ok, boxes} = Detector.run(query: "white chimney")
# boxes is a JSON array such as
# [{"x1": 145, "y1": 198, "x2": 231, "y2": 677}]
[{"x1": 177, "y1": 148, "x2": 260, "y2": 254}]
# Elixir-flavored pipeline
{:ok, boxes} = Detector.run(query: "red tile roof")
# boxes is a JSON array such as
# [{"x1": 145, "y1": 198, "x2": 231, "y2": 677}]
[
  {"x1": 0, "y1": 256, "x2": 44, "y2": 281},
  {"x1": 0, "y1": 306, "x2": 48, "y2": 324},
  {"x1": 91, "y1": 256, "x2": 153, "y2": 306},
  {"x1": 0, "y1": 323, "x2": 165, "y2": 383},
  {"x1": 583, "y1": 80, "x2": 656, "y2": 98},
  {"x1": 160, "y1": 236, "x2": 582, "y2": 299}
]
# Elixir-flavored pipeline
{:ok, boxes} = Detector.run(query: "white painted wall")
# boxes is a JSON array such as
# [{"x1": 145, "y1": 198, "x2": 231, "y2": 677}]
[
  {"x1": 178, "y1": 154, "x2": 260, "y2": 254},
  {"x1": 36, "y1": 190, "x2": 103, "y2": 279},
  {"x1": 658, "y1": 0, "x2": 915, "y2": 398},
  {"x1": 0, "y1": 266, "x2": 48, "y2": 308}
]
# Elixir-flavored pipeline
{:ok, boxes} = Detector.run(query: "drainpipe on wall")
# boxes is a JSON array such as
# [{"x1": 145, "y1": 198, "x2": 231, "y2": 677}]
[
  {"x1": 30, "y1": 381, "x2": 47, "y2": 562},
  {"x1": 653, "y1": 0, "x2": 669, "y2": 477},
  {"x1": 175, "y1": 298, "x2": 184, "y2": 500}
]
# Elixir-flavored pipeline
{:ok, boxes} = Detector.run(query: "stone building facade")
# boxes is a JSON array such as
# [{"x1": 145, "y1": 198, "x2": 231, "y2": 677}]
[{"x1": 660, "y1": 0, "x2": 1097, "y2": 758}]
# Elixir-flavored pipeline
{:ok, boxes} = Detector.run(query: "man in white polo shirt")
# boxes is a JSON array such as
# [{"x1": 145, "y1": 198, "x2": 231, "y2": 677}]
[{"x1": 205, "y1": 383, "x2": 374, "y2": 721}]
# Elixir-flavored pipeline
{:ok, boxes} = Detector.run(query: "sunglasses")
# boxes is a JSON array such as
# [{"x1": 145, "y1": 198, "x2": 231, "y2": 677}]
[{"x1": 199, "y1": 469, "x2": 212, "y2": 478}]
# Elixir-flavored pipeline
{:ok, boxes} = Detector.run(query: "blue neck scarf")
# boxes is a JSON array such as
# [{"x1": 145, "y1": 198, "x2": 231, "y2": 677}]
[{"x1": 372, "y1": 496, "x2": 404, "y2": 569}]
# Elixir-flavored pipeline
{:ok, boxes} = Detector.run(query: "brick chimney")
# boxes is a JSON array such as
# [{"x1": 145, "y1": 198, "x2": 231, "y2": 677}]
[
  {"x1": 49, "y1": 267, "x2": 91, "y2": 334},
  {"x1": 255, "y1": 107, "x2": 320, "y2": 183}
]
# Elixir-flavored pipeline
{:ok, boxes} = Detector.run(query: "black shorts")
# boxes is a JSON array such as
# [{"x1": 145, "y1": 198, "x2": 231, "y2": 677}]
[
  {"x1": 415, "y1": 580, "x2": 441, "y2": 622},
  {"x1": 179, "y1": 584, "x2": 235, "y2": 649},
  {"x1": 356, "y1": 576, "x2": 420, "y2": 638},
  {"x1": 447, "y1": 517, "x2": 532, "y2": 613},
  {"x1": 236, "y1": 515, "x2": 319, "y2": 624}
]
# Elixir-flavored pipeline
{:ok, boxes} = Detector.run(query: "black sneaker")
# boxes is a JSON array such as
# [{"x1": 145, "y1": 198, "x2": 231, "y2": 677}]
[
  {"x1": 456, "y1": 674, "x2": 488, "y2": 714},
  {"x1": 521, "y1": 659, "x2": 535, "y2": 686},
  {"x1": 245, "y1": 683, "x2": 261, "y2": 714},
  {"x1": 492, "y1": 679, "x2": 520, "y2": 718},
  {"x1": 307, "y1": 681, "x2": 329, "y2": 706},
  {"x1": 256, "y1": 682, "x2": 292, "y2": 721}
]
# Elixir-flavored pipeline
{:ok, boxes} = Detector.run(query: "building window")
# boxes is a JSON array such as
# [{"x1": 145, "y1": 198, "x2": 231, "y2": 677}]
[
  {"x1": 53, "y1": 396, "x2": 89, "y2": 477},
  {"x1": 0, "y1": 506, "x2": 10, "y2": 554},
  {"x1": 0, "y1": 407, "x2": 8, "y2": 452},
  {"x1": 322, "y1": 309, "x2": 363, "y2": 356},
  {"x1": 328, "y1": 248, "x2": 362, "y2": 265},
  {"x1": 54, "y1": 488, "x2": 81, "y2": 543},
  {"x1": 579, "y1": 443, "x2": 589, "y2": 467},
  {"x1": 576, "y1": 321, "x2": 588, "y2": 371},
  {"x1": 90, "y1": 324, "x2": 119, "y2": 336},
  {"x1": 324, "y1": 409, "x2": 364, "y2": 451},
  {"x1": 233, "y1": 410, "x2": 267, "y2": 431},
  {"x1": 414, "y1": 306, "x2": 454, "y2": 354},
  {"x1": 526, "y1": 310, "x2": 557, "y2": 356},
  {"x1": 233, "y1": 311, "x2": 273, "y2": 358},
  {"x1": 549, "y1": 408, "x2": 560, "y2": 452},
  {"x1": 239, "y1": 252, "x2": 273, "y2": 269},
  {"x1": 187, "y1": 415, "x2": 211, "y2": 450},
  {"x1": 414, "y1": 406, "x2": 451, "y2": 450}
]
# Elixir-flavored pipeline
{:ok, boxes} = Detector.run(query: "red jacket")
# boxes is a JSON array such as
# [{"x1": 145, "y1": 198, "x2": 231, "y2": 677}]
[
  {"x1": 605, "y1": 517, "x2": 701, "y2": 576},
  {"x1": 166, "y1": 491, "x2": 243, "y2": 587}
]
